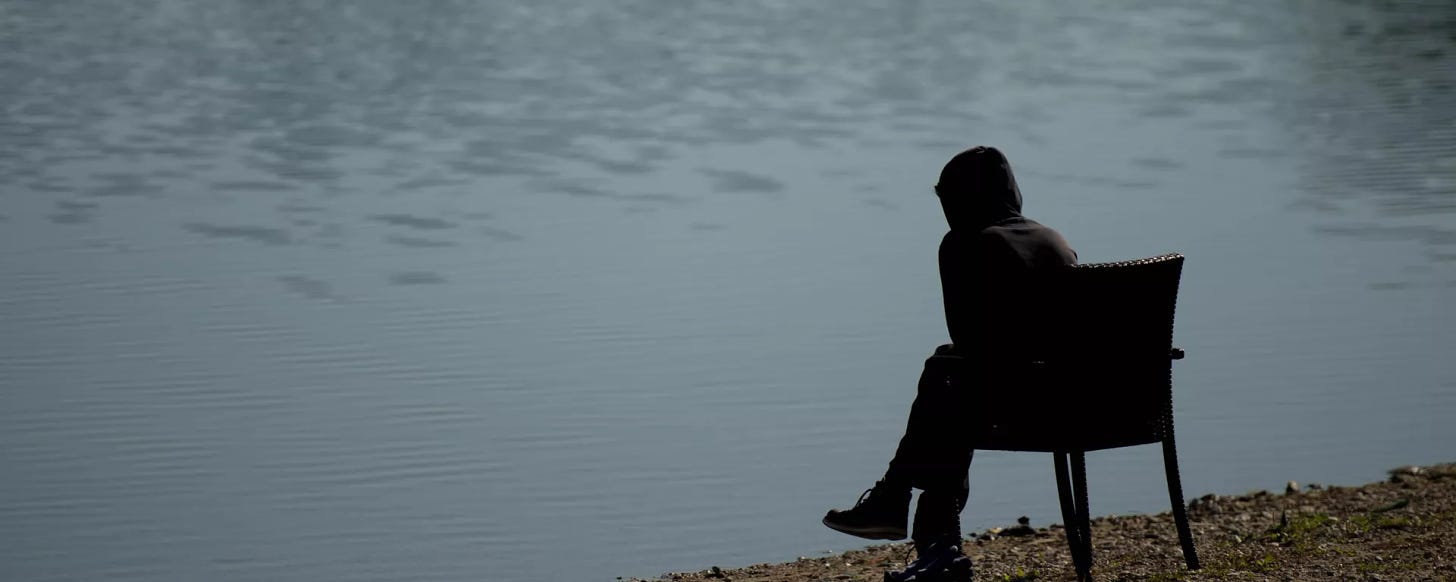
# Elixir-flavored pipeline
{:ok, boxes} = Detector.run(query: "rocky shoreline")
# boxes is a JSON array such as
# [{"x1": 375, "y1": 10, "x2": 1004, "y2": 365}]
[{"x1": 635, "y1": 463, "x2": 1456, "y2": 581}]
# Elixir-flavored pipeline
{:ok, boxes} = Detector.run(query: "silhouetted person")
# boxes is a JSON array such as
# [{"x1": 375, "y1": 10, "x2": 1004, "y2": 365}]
[{"x1": 821, "y1": 146, "x2": 1077, "y2": 581}]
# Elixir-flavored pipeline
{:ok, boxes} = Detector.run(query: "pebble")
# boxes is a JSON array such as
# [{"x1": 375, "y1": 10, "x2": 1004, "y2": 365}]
[
  {"x1": 1286, "y1": 481, "x2": 1299, "y2": 494},
  {"x1": 1389, "y1": 465, "x2": 1424, "y2": 483},
  {"x1": 1001, "y1": 525, "x2": 1037, "y2": 537}
]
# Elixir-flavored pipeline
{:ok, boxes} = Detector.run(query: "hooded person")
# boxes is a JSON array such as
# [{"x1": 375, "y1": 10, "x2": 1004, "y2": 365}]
[
  {"x1": 821, "y1": 146, "x2": 1077, "y2": 581},
  {"x1": 936, "y1": 146, "x2": 1077, "y2": 359}
]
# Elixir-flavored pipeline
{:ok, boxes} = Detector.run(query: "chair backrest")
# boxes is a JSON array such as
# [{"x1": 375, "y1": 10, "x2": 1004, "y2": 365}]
[
  {"x1": 967, "y1": 254, "x2": 1185, "y2": 452},
  {"x1": 1052, "y1": 253, "x2": 1183, "y2": 367}
]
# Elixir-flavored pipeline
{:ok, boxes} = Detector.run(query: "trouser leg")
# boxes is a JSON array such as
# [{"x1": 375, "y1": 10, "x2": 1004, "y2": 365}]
[
  {"x1": 911, "y1": 455, "x2": 972, "y2": 547},
  {"x1": 884, "y1": 354, "x2": 975, "y2": 546},
  {"x1": 886, "y1": 355, "x2": 974, "y2": 489}
]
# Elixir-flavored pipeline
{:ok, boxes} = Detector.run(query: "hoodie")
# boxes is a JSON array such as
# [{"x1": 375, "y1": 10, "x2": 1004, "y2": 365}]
[{"x1": 935, "y1": 147, "x2": 1078, "y2": 356}]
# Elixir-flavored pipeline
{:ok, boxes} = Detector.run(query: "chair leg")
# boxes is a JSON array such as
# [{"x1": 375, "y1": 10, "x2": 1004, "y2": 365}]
[
  {"x1": 1053, "y1": 453, "x2": 1086, "y2": 578},
  {"x1": 1162, "y1": 437, "x2": 1201, "y2": 570},
  {"x1": 1071, "y1": 451, "x2": 1093, "y2": 582}
]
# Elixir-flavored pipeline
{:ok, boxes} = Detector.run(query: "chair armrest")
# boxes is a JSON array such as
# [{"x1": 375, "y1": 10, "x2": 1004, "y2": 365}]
[{"x1": 1170, "y1": 348, "x2": 1186, "y2": 360}]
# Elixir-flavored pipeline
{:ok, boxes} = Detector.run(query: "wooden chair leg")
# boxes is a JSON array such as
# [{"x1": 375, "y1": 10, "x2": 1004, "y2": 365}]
[
  {"x1": 1162, "y1": 437, "x2": 1201, "y2": 570},
  {"x1": 1053, "y1": 453, "x2": 1086, "y2": 577},
  {"x1": 1071, "y1": 451, "x2": 1093, "y2": 582}
]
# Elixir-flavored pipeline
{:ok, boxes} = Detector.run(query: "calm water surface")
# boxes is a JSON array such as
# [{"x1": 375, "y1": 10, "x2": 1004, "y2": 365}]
[{"x1": 2, "y1": 1, "x2": 1454, "y2": 581}]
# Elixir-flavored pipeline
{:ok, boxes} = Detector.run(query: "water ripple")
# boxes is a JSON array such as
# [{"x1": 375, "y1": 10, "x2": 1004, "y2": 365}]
[{"x1": 182, "y1": 222, "x2": 293, "y2": 245}]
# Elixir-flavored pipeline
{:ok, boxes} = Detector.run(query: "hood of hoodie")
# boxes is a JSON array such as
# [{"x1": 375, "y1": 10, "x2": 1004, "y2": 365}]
[{"x1": 936, "y1": 146, "x2": 1023, "y2": 230}]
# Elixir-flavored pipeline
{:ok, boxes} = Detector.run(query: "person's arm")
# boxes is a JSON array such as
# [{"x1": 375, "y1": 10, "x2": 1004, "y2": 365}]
[{"x1": 938, "y1": 232, "x2": 979, "y2": 351}]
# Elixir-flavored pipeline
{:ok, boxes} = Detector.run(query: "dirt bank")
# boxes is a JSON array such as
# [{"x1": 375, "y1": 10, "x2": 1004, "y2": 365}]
[{"x1": 637, "y1": 463, "x2": 1456, "y2": 581}]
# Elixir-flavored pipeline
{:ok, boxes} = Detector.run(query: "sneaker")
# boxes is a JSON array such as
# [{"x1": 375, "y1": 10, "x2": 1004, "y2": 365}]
[
  {"x1": 822, "y1": 480, "x2": 910, "y2": 540},
  {"x1": 883, "y1": 542, "x2": 972, "y2": 582}
]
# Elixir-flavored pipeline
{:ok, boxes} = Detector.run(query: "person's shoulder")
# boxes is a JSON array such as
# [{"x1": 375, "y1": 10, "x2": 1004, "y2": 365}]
[
  {"x1": 940, "y1": 229, "x2": 970, "y2": 249},
  {"x1": 982, "y1": 218, "x2": 1078, "y2": 264},
  {"x1": 990, "y1": 217, "x2": 1066, "y2": 241},
  {"x1": 1013, "y1": 218, "x2": 1078, "y2": 265},
  {"x1": 974, "y1": 221, "x2": 1021, "y2": 246},
  {"x1": 942, "y1": 228, "x2": 1000, "y2": 249}
]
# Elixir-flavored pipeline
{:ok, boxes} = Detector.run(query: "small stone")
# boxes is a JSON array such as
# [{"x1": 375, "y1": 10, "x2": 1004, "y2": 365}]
[
  {"x1": 1286, "y1": 481, "x2": 1299, "y2": 494},
  {"x1": 1373, "y1": 498, "x2": 1410, "y2": 513},
  {"x1": 1017, "y1": 515, "x2": 1030, "y2": 526},
  {"x1": 1388, "y1": 465, "x2": 1422, "y2": 483}
]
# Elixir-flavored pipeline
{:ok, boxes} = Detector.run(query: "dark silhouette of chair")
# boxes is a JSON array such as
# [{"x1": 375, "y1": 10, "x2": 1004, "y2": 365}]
[{"x1": 940, "y1": 254, "x2": 1198, "y2": 582}]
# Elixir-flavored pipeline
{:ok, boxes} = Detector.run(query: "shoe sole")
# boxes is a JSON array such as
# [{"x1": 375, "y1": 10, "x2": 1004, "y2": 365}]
[{"x1": 820, "y1": 516, "x2": 907, "y2": 540}]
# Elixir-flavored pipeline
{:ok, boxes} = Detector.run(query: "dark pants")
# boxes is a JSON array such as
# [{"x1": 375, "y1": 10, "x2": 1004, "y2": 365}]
[{"x1": 885, "y1": 346, "x2": 977, "y2": 544}]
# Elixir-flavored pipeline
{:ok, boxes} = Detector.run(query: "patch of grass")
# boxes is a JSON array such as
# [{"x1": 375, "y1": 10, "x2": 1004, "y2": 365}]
[
  {"x1": 1347, "y1": 513, "x2": 1413, "y2": 535},
  {"x1": 1215, "y1": 553, "x2": 1277, "y2": 576},
  {"x1": 1356, "y1": 556, "x2": 1422, "y2": 575},
  {"x1": 995, "y1": 567, "x2": 1038, "y2": 581},
  {"x1": 1153, "y1": 551, "x2": 1279, "y2": 580},
  {"x1": 1260, "y1": 513, "x2": 1331, "y2": 551},
  {"x1": 1144, "y1": 544, "x2": 1278, "y2": 581}
]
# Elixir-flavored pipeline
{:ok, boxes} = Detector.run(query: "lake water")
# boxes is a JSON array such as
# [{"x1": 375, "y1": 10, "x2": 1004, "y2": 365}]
[{"x1": 2, "y1": 1, "x2": 1454, "y2": 580}]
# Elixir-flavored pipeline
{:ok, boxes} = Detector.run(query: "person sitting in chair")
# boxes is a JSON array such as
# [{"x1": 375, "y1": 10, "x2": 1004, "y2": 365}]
[{"x1": 822, "y1": 146, "x2": 1077, "y2": 581}]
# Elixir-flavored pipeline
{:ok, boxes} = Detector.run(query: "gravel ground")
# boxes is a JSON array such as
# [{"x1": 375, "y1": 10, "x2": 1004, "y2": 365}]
[{"x1": 636, "y1": 463, "x2": 1456, "y2": 582}]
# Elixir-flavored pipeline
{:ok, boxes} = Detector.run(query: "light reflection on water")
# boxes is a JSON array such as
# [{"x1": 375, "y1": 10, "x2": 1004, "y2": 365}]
[{"x1": 1, "y1": 1, "x2": 1453, "y2": 581}]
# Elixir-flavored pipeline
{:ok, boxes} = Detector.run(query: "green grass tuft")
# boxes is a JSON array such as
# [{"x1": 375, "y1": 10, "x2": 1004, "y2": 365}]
[{"x1": 996, "y1": 567, "x2": 1039, "y2": 581}]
